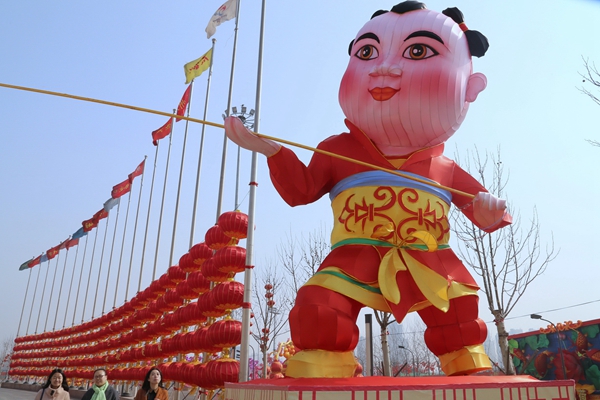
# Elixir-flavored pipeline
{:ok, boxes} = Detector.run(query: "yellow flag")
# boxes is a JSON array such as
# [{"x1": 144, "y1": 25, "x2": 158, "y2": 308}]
[{"x1": 184, "y1": 48, "x2": 213, "y2": 84}]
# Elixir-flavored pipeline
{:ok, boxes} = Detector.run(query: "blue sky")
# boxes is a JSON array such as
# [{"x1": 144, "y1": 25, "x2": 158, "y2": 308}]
[{"x1": 1, "y1": 0, "x2": 600, "y2": 346}]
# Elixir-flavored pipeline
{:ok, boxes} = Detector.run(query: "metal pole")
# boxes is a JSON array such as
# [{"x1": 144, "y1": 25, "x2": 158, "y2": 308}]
[
  {"x1": 52, "y1": 247, "x2": 71, "y2": 331},
  {"x1": 102, "y1": 201, "x2": 122, "y2": 314},
  {"x1": 43, "y1": 254, "x2": 62, "y2": 331},
  {"x1": 125, "y1": 156, "x2": 147, "y2": 301},
  {"x1": 25, "y1": 264, "x2": 42, "y2": 335},
  {"x1": 365, "y1": 314, "x2": 373, "y2": 376},
  {"x1": 81, "y1": 225, "x2": 101, "y2": 323},
  {"x1": 93, "y1": 209, "x2": 115, "y2": 317},
  {"x1": 189, "y1": 39, "x2": 216, "y2": 248},
  {"x1": 138, "y1": 146, "x2": 160, "y2": 292},
  {"x1": 35, "y1": 258, "x2": 53, "y2": 333},
  {"x1": 63, "y1": 241, "x2": 81, "y2": 328},
  {"x1": 113, "y1": 191, "x2": 133, "y2": 309},
  {"x1": 216, "y1": 0, "x2": 241, "y2": 221},
  {"x1": 16, "y1": 268, "x2": 32, "y2": 336},
  {"x1": 169, "y1": 84, "x2": 194, "y2": 266},
  {"x1": 71, "y1": 234, "x2": 89, "y2": 326},
  {"x1": 152, "y1": 117, "x2": 174, "y2": 281},
  {"x1": 239, "y1": 0, "x2": 265, "y2": 382}
]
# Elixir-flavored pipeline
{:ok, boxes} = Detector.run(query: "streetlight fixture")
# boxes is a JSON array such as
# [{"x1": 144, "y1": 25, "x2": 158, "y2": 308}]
[
  {"x1": 530, "y1": 314, "x2": 567, "y2": 379},
  {"x1": 399, "y1": 345, "x2": 416, "y2": 376}
]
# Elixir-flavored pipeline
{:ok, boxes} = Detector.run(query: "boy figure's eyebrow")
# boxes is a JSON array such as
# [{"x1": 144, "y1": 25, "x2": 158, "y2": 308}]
[
  {"x1": 404, "y1": 30, "x2": 444, "y2": 44},
  {"x1": 355, "y1": 32, "x2": 381, "y2": 44}
]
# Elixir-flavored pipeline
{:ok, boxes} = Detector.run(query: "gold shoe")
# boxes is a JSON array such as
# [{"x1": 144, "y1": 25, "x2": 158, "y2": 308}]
[
  {"x1": 439, "y1": 344, "x2": 492, "y2": 376},
  {"x1": 285, "y1": 350, "x2": 357, "y2": 378}
]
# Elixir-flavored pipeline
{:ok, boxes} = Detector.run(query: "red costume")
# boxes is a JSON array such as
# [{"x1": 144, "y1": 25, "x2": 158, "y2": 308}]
[{"x1": 268, "y1": 121, "x2": 510, "y2": 375}]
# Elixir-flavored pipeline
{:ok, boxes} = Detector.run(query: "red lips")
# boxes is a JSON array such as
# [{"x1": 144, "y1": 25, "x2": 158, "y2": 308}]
[{"x1": 369, "y1": 87, "x2": 399, "y2": 101}]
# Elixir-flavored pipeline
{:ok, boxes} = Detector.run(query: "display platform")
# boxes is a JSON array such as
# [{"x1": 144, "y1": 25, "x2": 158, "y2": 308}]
[{"x1": 224, "y1": 375, "x2": 576, "y2": 400}]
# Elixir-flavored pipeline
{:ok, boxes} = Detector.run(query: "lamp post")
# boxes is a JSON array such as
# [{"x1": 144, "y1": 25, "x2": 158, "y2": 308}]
[
  {"x1": 399, "y1": 345, "x2": 416, "y2": 376},
  {"x1": 530, "y1": 314, "x2": 567, "y2": 379},
  {"x1": 223, "y1": 105, "x2": 255, "y2": 209},
  {"x1": 248, "y1": 344, "x2": 256, "y2": 380}
]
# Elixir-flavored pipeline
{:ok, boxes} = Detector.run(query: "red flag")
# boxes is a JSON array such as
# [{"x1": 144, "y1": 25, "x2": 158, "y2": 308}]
[
  {"x1": 152, "y1": 118, "x2": 173, "y2": 146},
  {"x1": 93, "y1": 209, "x2": 109, "y2": 221},
  {"x1": 58, "y1": 238, "x2": 69, "y2": 250},
  {"x1": 128, "y1": 159, "x2": 145, "y2": 183},
  {"x1": 176, "y1": 85, "x2": 192, "y2": 122},
  {"x1": 111, "y1": 179, "x2": 132, "y2": 198},
  {"x1": 82, "y1": 217, "x2": 98, "y2": 232},
  {"x1": 46, "y1": 245, "x2": 60, "y2": 260},
  {"x1": 66, "y1": 238, "x2": 79, "y2": 249},
  {"x1": 29, "y1": 255, "x2": 42, "y2": 268}
]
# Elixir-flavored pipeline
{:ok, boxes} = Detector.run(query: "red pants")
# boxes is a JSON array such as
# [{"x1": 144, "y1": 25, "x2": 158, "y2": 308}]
[{"x1": 289, "y1": 284, "x2": 487, "y2": 357}]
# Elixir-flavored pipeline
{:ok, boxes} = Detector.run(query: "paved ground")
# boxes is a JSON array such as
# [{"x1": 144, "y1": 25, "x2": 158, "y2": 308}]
[{"x1": 0, "y1": 387, "x2": 42, "y2": 400}]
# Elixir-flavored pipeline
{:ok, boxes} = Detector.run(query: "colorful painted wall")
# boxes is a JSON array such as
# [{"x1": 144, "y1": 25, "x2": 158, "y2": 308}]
[{"x1": 509, "y1": 319, "x2": 600, "y2": 396}]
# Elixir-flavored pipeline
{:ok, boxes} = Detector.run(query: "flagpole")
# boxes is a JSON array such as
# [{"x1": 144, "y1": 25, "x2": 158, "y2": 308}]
[
  {"x1": 51, "y1": 246, "x2": 71, "y2": 331},
  {"x1": 102, "y1": 200, "x2": 122, "y2": 314},
  {"x1": 190, "y1": 39, "x2": 217, "y2": 248},
  {"x1": 35, "y1": 258, "x2": 53, "y2": 334},
  {"x1": 169, "y1": 87, "x2": 194, "y2": 266},
  {"x1": 125, "y1": 156, "x2": 147, "y2": 301},
  {"x1": 16, "y1": 268, "x2": 32, "y2": 336},
  {"x1": 81, "y1": 226, "x2": 101, "y2": 323},
  {"x1": 139, "y1": 147, "x2": 159, "y2": 292},
  {"x1": 152, "y1": 116, "x2": 175, "y2": 281},
  {"x1": 25, "y1": 263, "x2": 42, "y2": 335},
  {"x1": 113, "y1": 190, "x2": 133, "y2": 308},
  {"x1": 43, "y1": 252, "x2": 63, "y2": 332},
  {"x1": 63, "y1": 241, "x2": 81, "y2": 328},
  {"x1": 240, "y1": 0, "x2": 265, "y2": 382},
  {"x1": 73, "y1": 234, "x2": 90, "y2": 326},
  {"x1": 216, "y1": 0, "x2": 242, "y2": 221},
  {"x1": 92, "y1": 211, "x2": 113, "y2": 318}
]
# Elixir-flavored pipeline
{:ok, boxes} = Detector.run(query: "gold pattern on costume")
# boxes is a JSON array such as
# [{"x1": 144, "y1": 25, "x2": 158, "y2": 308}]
[{"x1": 332, "y1": 185, "x2": 450, "y2": 245}]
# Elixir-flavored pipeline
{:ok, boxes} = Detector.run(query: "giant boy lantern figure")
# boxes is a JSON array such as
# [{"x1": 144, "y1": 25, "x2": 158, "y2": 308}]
[{"x1": 225, "y1": 1, "x2": 511, "y2": 378}]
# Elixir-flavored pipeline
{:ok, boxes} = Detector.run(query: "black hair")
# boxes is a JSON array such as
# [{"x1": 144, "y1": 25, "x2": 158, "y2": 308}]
[
  {"x1": 348, "y1": 1, "x2": 489, "y2": 58},
  {"x1": 141, "y1": 367, "x2": 164, "y2": 392},
  {"x1": 42, "y1": 368, "x2": 70, "y2": 392},
  {"x1": 442, "y1": 7, "x2": 489, "y2": 57}
]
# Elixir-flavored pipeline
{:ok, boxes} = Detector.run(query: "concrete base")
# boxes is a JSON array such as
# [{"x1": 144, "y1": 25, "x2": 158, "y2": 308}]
[{"x1": 224, "y1": 375, "x2": 576, "y2": 400}]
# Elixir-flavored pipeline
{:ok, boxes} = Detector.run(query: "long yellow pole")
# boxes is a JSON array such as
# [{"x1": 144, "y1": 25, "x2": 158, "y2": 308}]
[{"x1": 0, "y1": 82, "x2": 474, "y2": 199}]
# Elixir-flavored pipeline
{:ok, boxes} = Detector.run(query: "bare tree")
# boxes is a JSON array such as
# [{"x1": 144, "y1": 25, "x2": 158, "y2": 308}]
[
  {"x1": 373, "y1": 311, "x2": 396, "y2": 376},
  {"x1": 1, "y1": 335, "x2": 15, "y2": 381},
  {"x1": 580, "y1": 57, "x2": 600, "y2": 146},
  {"x1": 250, "y1": 264, "x2": 290, "y2": 378},
  {"x1": 278, "y1": 225, "x2": 330, "y2": 296},
  {"x1": 451, "y1": 147, "x2": 558, "y2": 375}
]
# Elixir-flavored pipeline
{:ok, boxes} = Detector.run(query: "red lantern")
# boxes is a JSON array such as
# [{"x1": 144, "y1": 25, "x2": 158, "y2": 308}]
[
  {"x1": 207, "y1": 358, "x2": 239, "y2": 388},
  {"x1": 175, "y1": 280, "x2": 198, "y2": 301},
  {"x1": 149, "y1": 280, "x2": 166, "y2": 296},
  {"x1": 217, "y1": 211, "x2": 249, "y2": 239},
  {"x1": 164, "y1": 288, "x2": 183, "y2": 307},
  {"x1": 187, "y1": 271, "x2": 210, "y2": 294},
  {"x1": 159, "y1": 273, "x2": 176, "y2": 290},
  {"x1": 205, "y1": 225, "x2": 238, "y2": 250},
  {"x1": 179, "y1": 252, "x2": 198, "y2": 274},
  {"x1": 198, "y1": 292, "x2": 226, "y2": 319},
  {"x1": 201, "y1": 258, "x2": 230, "y2": 283},
  {"x1": 168, "y1": 265, "x2": 187, "y2": 283},
  {"x1": 189, "y1": 242, "x2": 213, "y2": 265},
  {"x1": 189, "y1": 327, "x2": 221, "y2": 354},
  {"x1": 180, "y1": 302, "x2": 207, "y2": 326},
  {"x1": 212, "y1": 281, "x2": 244, "y2": 311},
  {"x1": 207, "y1": 319, "x2": 242, "y2": 349},
  {"x1": 213, "y1": 246, "x2": 246, "y2": 274}
]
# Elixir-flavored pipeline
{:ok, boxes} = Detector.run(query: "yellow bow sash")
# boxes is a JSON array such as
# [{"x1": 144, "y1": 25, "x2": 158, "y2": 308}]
[{"x1": 376, "y1": 228, "x2": 450, "y2": 312}]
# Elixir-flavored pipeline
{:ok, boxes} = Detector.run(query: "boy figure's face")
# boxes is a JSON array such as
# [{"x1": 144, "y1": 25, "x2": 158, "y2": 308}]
[{"x1": 339, "y1": 8, "x2": 485, "y2": 156}]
